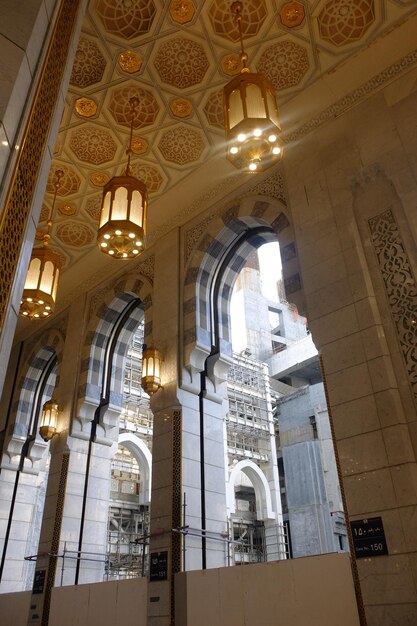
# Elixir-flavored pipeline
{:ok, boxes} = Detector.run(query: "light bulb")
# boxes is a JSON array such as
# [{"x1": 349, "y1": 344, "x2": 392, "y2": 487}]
[
  {"x1": 237, "y1": 133, "x2": 246, "y2": 142},
  {"x1": 272, "y1": 146, "x2": 281, "y2": 155},
  {"x1": 249, "y1": 162, "x2": 257, "y2": 171},
  {"x1": 268, "y1": 134, "x2": 277, "y2": 142},
  {"x1": 115, "y1": 230, "x2": 122, "y2": 235},
  {"x1": 230, "y1": 146, "x2": 238, "y2": 155},
  {"x1": 253, "y1": 128, "x2": 262, "y2": 137}
]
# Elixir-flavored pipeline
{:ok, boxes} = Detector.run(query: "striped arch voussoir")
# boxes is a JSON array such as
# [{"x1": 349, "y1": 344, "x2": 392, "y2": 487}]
[
  {"x1": 78, "y1": 271, "x2": 153, "y2": 408},
  {"x1": 183, "y1": 196, "x2": 292, "y2": 371},
  {"x1": 12, "y1": 328, "x2": 65, "y2": 433}
]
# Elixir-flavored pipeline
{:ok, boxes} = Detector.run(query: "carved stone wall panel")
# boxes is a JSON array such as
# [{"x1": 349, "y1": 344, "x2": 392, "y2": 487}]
[
  {"x1": 70, "y1": 37, "x2": 106, "y2": 88},
  {"x1": 131, "y1": 163, "x2": 164, "y2": 193},
  {"x1": 46, "y1": 164, "x2": 81, "y2": 196},
  {"x1": 95, "y1": 0, "x2": 156, "y2": 39},
  {"x1": 318, "y1": 0, "x2": 375, "y2": 47},
  {"x1": 69, "y1": 125, "x2": 117, "y2": 165},
  {"x1": 257, "y1": 40, "x2": 310, "y2": 91},
  {"x1": 56, "y1": 221, "x2": 95, "y2": 247},
  {"x1": 153, "y1": 37, "x2": 209, "y2": 89},
  {"x1": 108, "y1": 85, "x2": 160, "y2": 129},
  {"x1": 85, "y1": 195, "x2": 102, "y2": 221},
  {"x1": 158, "y1": 125, "x2": 206, "y2": 165},
  {"x1": 203, "y1": 90, "x2": 224, "y2": 128},
  {"x1": 208, "y1": 0, "x2": 267, "y2": 42},
  {"x1": 368, "y1": 208, "x2": 417, "y2": 403}
]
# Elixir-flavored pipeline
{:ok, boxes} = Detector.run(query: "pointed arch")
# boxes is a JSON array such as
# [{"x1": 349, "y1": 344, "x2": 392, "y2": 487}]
[
  {"x1": 117, "y1": 433, "x2": 152, "y2": 505},
  {"x1": 75, "y1": 271, "x2": 153, "y2": 441},
  {"x1": 1, "y1": 328, "x2": 65, "y2": 469},
  {"x1": 182, "y1": 195, "x2": 300, "y2": 377},
  {"x1": 228, "y1": 460, "x2": 275, "y2": 521}
]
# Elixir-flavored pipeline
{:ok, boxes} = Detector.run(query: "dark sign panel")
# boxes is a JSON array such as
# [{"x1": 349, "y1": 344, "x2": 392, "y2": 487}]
[
  {"x1": 33, "y1": 569, "x2": 46, "y2": 594},
  {"x1": 149, "y1": 551, "x2": 168, "y2": 582},
  {"x1": 351, "y1": 517, "x2": 388, "y2": 559}
]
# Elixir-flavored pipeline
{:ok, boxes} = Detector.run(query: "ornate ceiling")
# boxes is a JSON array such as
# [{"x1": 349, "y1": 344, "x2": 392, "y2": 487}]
[{"x1": 37, "y1": 0, "x2": 417, "y2": 279}]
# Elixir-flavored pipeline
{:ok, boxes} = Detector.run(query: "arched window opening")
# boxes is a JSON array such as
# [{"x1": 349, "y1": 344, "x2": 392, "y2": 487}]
[
  {"x1": 232, "y1": 479, "x2": 266, "y2": 565},
  {"x1": 107, "y1": 445, "x2": 149, "y2": 580},
  {"x1": 0, "y1": 350, "x2": 58, "y2": 591},
  {"x1": 229, "y1": 243, "x2": 348, "y2": 560},
  {"x1": 105, "y1": 319, "x2": 152, "y2": 581}
]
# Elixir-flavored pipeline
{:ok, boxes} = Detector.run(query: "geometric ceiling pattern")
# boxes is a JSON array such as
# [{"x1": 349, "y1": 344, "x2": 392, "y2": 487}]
[{"x1": 38, "y1": 0, "x2": 417, "y2": 271}]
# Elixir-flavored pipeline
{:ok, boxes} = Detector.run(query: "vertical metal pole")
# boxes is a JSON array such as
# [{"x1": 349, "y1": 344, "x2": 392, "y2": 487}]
[
  {"x1": 182, "y1": 492, "x2": 187, "y2": 572},
  {"x1": 60, "y1": 541, "x2": 66, "y2": 586}
]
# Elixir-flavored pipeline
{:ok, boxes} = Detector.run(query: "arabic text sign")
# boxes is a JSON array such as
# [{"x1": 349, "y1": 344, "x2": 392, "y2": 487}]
[{"x1": 350, "y1": 517, "x2": 388, "y2": 558}]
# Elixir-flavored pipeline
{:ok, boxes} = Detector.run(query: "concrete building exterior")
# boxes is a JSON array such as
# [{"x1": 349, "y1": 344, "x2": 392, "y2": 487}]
[
  {"x1": 232, "y1": 254, "x2": 347, "y2": 558},
  {"x1": 0, "y1": 2, "x2": 417, "y2": 625}
]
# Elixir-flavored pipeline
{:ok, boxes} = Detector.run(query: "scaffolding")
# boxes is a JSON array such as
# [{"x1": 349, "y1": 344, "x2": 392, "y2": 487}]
[
  {"x1": 107, "y1": 445, "x2": 150, "y2": 579},
  {"x1": 106, "y1": 327, "x2": 285, "y2": 577},
  {"x1": 106, "y1": 321, "x2": 152, "y2": 580},
  {"x1": 226, "y1": 352, "x2": 273, "y2": 462},
  {"x1": 106, "y1": 506, "x2": 150, "y2": 580}
]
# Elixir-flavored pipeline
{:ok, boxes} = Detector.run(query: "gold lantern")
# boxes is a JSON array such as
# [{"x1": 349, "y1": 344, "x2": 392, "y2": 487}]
[
  {"x1": 98, "y1": 97, "x2": 147, "y2": 259},
  {"x1": 141, "y1": 345, "x2": 163, "y2": 395},
  {"x1": 20, "y1": 170, "x2": 63, "y2": 319},
  {"x1": 39, "y1": 398, "x2": 60, "y2": 441},
  {"x1": 223, "y1": 1, "x2": 284, "y2": 172}
]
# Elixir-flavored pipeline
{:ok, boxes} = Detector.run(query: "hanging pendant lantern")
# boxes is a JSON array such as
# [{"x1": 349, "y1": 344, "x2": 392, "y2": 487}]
[
  {"x1": 98, "y1": 97, "x2": 148, "y2": 259},
  {"x1": 20, "y1": 170, "x2": 63, "y2": 319},
  {"x1": 141, "y1": 345, "x2": 163, "y2": 395},
  {"x1": 39, "y1": 397, "x2": 60, "y2": 441},
  {"x1": 223, "y1": 1, "x2": 284, "y2": 173}
]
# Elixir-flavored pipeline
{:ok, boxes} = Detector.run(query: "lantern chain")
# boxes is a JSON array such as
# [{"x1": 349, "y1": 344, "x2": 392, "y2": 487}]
[
  {"x1": 45, "y1": 169, "x2": 63, "y2": 246},
  {"x1": 126, "y1": 97, "x2": 139, "y2": 176},
  {"x1": 231, "y1": 1, "x2": 249, "y2": 73}
]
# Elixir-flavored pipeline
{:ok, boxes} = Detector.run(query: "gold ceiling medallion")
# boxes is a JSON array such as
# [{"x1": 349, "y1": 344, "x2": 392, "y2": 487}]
[
  {"x1": 75, "y1": 97, "x2": 98, "y2": 118},
  {"x1": 20, "y1": 170, "x2": 63, "y2": 320},
  {"x1": 131, "y1": 137, "x2": 149, "y2": 155},
  {"x1": 169, "y1": 0, "x2": 195, "y2": 24},
  {"x1": 118, "y1": 50, "x2": 142, "y2": 74},
  {"x1": 90, "y1": 172, "x2": 110, "y2": 187},
  {"x1": 279, "y1": 2, "x2": 305, "y2": 29},
  {"x1": 97, "y1": 97, "x2": 148, "y2": 259},
  {"x1": 223, "y1": 1, "x2": 284, "y2": 173},
  {"x1": 221, "y1": 53, "x2": 242, "y2": 76},
  {"x1": 170, "y1": 98, "x2": 193, "y2": 118},
  {"x1": 58, "y1": 203, "x2": 76, "y2": 216}
]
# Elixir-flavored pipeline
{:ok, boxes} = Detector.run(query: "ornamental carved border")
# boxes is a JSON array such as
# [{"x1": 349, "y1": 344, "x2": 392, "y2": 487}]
[
  {"x1": 0, "y1": 0, "x2": 81, "y2": 333},
  {"x1": 285, "y1": 48, "x2": 417, "y2": 144},
  {"x1": 368, "y1": 209, "x2": 417, "y2": 404},
  {"x1": 171, "y1": 408, "x2": 182, "y2": 623}
]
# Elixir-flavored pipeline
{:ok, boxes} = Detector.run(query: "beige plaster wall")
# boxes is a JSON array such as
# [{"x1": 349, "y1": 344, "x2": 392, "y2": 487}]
[
  {"x1": 176, "y1": 553, "x2": 360, "y2": 626},
  {"x1": 49, "y1": 577, "x2": 148, "y2": 626},
  {"x1": 0, "y1": 578, "x2": 148, "y2": 626},
  {"x1": 0, "y1": 589, "x2": 31, "y2": 626}
]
